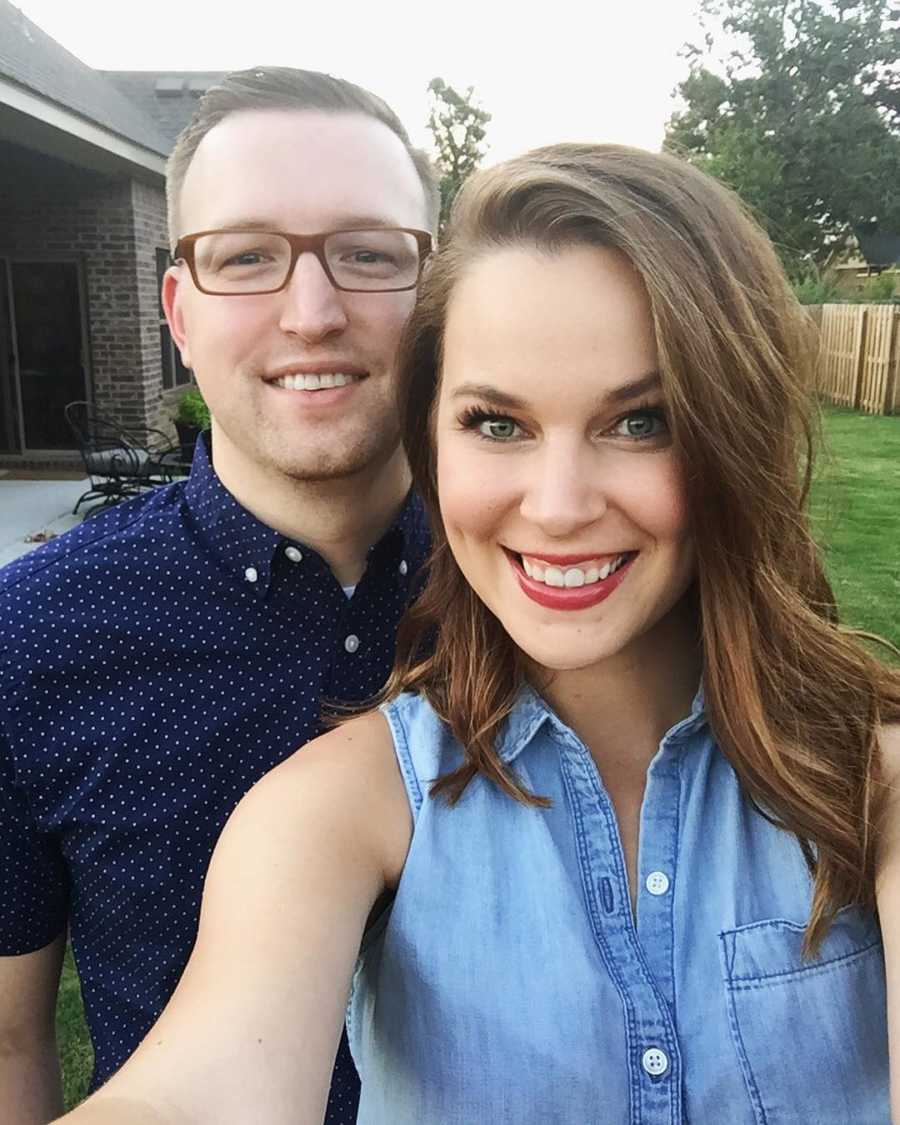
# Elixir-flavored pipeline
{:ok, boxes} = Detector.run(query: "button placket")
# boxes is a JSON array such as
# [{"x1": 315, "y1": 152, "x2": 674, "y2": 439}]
[
  {"x1": 635, "y1": 739, "x2": 682, "y2": 1012},
  {"x1": 558, "y1": 735, "x2": 681, "y2": 1121}
]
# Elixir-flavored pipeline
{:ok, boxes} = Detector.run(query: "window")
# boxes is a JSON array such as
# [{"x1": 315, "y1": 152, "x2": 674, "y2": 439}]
[{"x1": 156, "y1": 249, "x2": 191, "y2": 390}]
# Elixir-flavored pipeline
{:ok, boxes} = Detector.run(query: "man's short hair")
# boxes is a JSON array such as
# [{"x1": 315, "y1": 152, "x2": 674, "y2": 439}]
[{"x1": 166, "y1": 65, "x2": 440, "y2": 246}]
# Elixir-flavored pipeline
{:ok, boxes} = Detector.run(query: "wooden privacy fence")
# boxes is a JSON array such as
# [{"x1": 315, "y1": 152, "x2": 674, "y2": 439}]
[{"x1": 816, "y1": 304, "x2": 900, "y2": 415}]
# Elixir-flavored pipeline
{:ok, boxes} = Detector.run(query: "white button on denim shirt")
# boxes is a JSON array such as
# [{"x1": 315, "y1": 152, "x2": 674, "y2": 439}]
[{"x1": 348, "y1": 686, "x2": 889, "y2": 1124}]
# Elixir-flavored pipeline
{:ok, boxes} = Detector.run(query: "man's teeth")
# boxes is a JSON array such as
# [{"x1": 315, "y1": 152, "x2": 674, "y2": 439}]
[
  {"x1": 521, "y1": 553, "x2": 631, "y2": 587},
  {"x1": 273, "y1": 372, "x2": 359, "y2": 390}
]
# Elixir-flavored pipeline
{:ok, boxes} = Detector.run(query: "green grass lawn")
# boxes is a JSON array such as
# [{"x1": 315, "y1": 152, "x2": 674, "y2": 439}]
[
  {"x1": 58, "y1": 946, "x2": 93, "y2": 1109},
  {"x1": 810, "y1": 408, "x2": 900, "y2": 647},
  {"x1": 55, "y1": 406, "x2": 900, "y2": 1109}
]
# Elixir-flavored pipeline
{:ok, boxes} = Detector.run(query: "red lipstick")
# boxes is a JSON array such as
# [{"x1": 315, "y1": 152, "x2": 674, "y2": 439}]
[{"x1": 508, "y1": 552, "x2": 635, "y2": 611}]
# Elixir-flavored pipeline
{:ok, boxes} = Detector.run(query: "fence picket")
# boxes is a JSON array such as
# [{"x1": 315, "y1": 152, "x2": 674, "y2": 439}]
[{"x1": 815, "y1": 304, "x2": 898, "y2": 415}]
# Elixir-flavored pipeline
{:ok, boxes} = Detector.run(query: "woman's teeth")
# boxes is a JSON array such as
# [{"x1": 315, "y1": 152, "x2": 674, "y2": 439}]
[
  {"x1": 273, "y1": 372, "x2": 359, "y2": 390},
  {"x1": 521, "y1": 553, "x2": 631, "y2": 588}
]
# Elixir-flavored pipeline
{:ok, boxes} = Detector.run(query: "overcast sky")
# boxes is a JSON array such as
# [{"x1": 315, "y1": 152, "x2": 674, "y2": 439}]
[{"x1": 12, "y1": 0, "x2": 707, "y2": 163}]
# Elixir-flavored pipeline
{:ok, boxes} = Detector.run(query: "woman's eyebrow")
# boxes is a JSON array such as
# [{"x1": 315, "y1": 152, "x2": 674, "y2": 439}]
[
  {"x1": 449, "y1": 384, "x2": 528, "y2": 409},
  {"x1": 604, "y1": 371, "x2": 662, "y2": 403},
  {"x1": 449, "y1": 371, "x2": 662, "y2": 409}
]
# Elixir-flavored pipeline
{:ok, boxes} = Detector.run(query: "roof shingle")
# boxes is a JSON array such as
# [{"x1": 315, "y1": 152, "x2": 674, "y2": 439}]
[{"x1": 0, "y1": 0, "x2": 171, "y2": 156}]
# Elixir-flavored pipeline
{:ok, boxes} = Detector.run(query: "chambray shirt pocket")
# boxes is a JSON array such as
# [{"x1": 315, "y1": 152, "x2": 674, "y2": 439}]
[{"x1": 718, "y1": 910, "x2": 889, "y2": 1125}]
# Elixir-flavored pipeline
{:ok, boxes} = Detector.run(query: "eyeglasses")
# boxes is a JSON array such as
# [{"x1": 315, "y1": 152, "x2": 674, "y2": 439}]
[{"x1": 173, "y1": 228, "x2": 433, "y2": 295}]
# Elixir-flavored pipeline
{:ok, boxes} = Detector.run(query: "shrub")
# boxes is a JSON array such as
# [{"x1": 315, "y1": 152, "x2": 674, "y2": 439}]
[
  {"x1": 174, "y1": 387, "x2": 211, "y2": 430},
  {"x1": 792, "y1": 271, "x2": 842, "y2": 305},
  {"x1": 858, "y1": 273, "x2": 897, "y2": 302}
]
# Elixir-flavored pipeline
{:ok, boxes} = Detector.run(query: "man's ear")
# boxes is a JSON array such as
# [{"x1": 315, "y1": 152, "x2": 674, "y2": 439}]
[{"x1": 162, "y1": 265, "x2": 192, "y2": 370}]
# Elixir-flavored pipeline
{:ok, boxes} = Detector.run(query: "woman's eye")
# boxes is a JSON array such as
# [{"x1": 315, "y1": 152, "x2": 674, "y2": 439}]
[
  {"x1": 479, "y1": 418, "x2": 520, "y2": 440},
  {"x1": 458, "y1": 407, "x2": 525, "y2": 442},
  {"x1": 612, "y1": 410, "x2": 667, "y2": 439}
]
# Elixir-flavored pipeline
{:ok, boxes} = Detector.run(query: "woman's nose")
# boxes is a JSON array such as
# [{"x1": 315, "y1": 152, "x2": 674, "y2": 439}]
[{"x1": 518, "y1": 445, "x2": 607, "y2": 538}]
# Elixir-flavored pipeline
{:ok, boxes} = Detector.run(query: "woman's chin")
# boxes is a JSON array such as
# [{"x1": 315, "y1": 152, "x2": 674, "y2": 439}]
[{"x1": 514, "y1": 636, "x2": 623, "y2": 676}]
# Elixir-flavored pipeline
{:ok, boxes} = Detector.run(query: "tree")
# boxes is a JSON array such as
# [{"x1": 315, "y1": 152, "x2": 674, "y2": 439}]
[
  {"x1": 664, "y1": 0, "x2": 900, "y2": 274},
  {"x1": 427, "y1": 78, "x2": 492, "y2": 231}
]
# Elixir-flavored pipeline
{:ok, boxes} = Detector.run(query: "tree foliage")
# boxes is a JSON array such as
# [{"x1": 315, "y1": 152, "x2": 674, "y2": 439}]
[
  {"x1": 665, "y1": 0, "x2": 900, "y2": 274},
  {"x1": 427, "y1": 78, "x2": 492, "y2": 231}
]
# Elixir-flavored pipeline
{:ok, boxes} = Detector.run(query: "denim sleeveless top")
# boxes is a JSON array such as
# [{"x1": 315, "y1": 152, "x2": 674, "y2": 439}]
[{"x1": 347, "y1": 687, "x2": 889, "y2": 1124}]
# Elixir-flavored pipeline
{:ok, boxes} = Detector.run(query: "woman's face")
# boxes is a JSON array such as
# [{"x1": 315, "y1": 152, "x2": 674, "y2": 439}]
[{"x1": 435, "y1": 243, "x2": 695, "y2": 674}]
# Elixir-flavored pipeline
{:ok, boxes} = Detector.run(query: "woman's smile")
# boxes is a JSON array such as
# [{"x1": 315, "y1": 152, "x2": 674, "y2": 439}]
[{"x1": 505, "y1": 548, "x2": 637, "y2": 610}]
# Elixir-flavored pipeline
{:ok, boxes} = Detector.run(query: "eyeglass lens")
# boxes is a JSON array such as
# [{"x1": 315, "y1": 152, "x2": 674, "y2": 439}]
[{"x1": 191, "y1": 230, "x2": 422, "y2": 293}]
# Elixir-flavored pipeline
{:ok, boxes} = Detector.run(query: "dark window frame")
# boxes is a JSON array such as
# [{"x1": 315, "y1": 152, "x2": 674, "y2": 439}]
[{"x1": 156, "y1": 249, "x2": 191, "y2": 390}]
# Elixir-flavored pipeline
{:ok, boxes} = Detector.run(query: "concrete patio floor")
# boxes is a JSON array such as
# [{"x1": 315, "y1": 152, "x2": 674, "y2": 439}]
[{"x1": 0, "y1": 476, "x2": 89, "y2": 567}]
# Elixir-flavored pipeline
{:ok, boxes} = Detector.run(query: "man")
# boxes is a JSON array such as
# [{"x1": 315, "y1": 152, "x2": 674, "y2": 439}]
[{"x1": 0, "y1": 67, "x2": 437, "y2": 1124}]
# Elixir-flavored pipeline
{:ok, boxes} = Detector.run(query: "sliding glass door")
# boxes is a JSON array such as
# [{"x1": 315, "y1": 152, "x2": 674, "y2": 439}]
[{"x1": 0, "y1": 258, "x2": 89, "y2": 454}]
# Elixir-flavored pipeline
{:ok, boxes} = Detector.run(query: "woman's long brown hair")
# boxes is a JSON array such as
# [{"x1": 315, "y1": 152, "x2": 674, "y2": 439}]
[{"x1": 382, "y1": 143, "x2": 900, "y2": 955}]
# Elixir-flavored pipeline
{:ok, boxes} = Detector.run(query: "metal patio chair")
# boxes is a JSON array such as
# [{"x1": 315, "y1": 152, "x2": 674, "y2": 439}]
[{"x1": 65, "y1": 401, "x2": 181, "y2": 516}]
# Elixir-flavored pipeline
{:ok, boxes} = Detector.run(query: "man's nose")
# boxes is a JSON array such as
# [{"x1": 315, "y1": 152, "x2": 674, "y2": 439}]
[
  {"x1": 518, "y1": 443, "x2": 607, "y2": 537},
  {"x1": 277, "y1": 251, "x2": 349, "y2": 341}
]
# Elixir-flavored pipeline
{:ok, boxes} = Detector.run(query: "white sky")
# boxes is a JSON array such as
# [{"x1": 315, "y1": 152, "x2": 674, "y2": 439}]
[{"x1": 12, "y1": 0, "x2": 706, "y2": 163}]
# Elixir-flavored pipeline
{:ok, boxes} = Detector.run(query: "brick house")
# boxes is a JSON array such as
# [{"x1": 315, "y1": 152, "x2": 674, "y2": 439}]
[
  {"x1": 830, "y1": 228, "x2": 900, "y2": 297},
  {"x1": 0, "y1": 0, "x2": 223, "y2": 468}
]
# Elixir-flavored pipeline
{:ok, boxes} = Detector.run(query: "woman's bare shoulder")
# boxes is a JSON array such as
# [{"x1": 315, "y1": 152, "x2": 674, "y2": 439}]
[
  {"x1": 245, "y1": 709, "x2": 397, "y2": 788},
  {"x1": 230, "y1": 709, "x2": 411, "y2": 885},
  {"x1": 272, "y1": 711, "x2": 400, "y2": 797}
]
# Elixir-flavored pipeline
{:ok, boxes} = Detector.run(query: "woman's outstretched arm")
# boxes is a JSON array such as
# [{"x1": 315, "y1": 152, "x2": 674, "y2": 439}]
[{"x1": 54, "y1": 712, "x2": 411, "y2": 1125}]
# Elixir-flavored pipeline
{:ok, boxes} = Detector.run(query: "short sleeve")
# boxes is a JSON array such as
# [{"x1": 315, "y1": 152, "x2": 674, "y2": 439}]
[{"x1": 0, "y1": 728, "x2": 69, "y2": 954}]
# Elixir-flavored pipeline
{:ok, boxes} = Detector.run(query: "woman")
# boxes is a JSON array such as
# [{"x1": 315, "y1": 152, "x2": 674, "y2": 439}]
[{"x1": 58, "y1": 144, "x2": 900, "y2": 1124}]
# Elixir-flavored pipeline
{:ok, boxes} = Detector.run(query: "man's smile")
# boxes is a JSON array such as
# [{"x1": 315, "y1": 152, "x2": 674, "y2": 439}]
[{"x1": 271, "y1": 372, "x2": 364, "y2": 391}]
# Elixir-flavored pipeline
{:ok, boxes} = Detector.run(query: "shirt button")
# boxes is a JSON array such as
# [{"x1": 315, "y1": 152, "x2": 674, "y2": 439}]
[
  {"x1": 398, "y1": 559, "x2": 408, "y2": 576},
  {"x1": 244, "y1": 566, "x2": 258, "y2": 583},
  {"x1": 645, "y1": 870, "x2": 670, "y2": 896},
  {"x1": 344, "y1": 634, "x2": 360, "y2": 654},
  {"x1": 285, "y1": 546, "x2": 303, "y2": 563},
  {"x1": 642, "y1": 1047, "x2": 669, "y2": 1077}
]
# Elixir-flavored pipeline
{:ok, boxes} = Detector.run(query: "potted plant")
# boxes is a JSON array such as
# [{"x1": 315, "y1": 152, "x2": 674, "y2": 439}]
[{"x1": 173, "y1": 387, "x2": 211, "y2": 461}]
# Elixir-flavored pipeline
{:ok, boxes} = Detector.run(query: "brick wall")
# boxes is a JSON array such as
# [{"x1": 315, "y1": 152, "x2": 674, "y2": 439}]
[
  {"x1": 0, "y1": 143, "x2": 175, "y2": 464},
  {"x1": 131, "y1": 178, "x2": 175, "y2": 435}
]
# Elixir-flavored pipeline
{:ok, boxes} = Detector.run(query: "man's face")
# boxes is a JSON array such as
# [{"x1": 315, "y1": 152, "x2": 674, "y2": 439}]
[{"x1": 164, "y1": 109, "x2": 429, "y2": 485}]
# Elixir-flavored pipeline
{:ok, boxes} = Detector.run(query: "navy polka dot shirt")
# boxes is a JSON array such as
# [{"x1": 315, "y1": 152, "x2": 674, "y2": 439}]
[{"x1": 0, "y1": 435, "x2": 429, "y2": 1122}]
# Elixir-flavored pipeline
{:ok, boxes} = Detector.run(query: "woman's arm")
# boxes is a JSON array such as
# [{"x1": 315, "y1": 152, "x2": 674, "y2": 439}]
[
  {"x1": 875, "y1": 723, "x2": 900, "y2": 1124},
  {"x1": 54, "y1": 712, "x2": 411, "y2": 1125}
]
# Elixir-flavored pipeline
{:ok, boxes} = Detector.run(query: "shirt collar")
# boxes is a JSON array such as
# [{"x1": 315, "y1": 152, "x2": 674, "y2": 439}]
[
  {"x1": 498, "y1": 680, "x2": 709, "y2": 765},
  {"x1": 184, "y1": 433, "x2": 429, "y2": 595},
  {"x1": 184, "y1": 434, "x2": 282, "y2": 594}
]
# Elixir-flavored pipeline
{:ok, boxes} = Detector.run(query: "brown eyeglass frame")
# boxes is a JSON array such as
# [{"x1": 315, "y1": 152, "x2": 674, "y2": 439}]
[{"x1": 173, "y1": 228, "x2": 433, "y2": 295}]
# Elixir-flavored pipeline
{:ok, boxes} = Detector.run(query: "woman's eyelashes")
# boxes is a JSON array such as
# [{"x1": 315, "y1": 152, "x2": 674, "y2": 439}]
[
  {"x1": 609, "y1": 405, "x2": 670, "y2": 442},
  {"x1": 456, "y1": 402, "x2": 670, "y2": 444},
  {"x1": 457, "y1": 406, "x2": 526, "y2": 442}
]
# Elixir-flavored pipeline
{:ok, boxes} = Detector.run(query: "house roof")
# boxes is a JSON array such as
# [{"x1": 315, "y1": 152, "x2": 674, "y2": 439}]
[
  {"x1": 0, "y1": 0, "x2": 171, "y2": 157},
  {"x1": 102, "y1": 71, "x2": 226, "y2": 146},
  {"x1": 856, "y1": 228, "x2": 900, "y2": 268}
]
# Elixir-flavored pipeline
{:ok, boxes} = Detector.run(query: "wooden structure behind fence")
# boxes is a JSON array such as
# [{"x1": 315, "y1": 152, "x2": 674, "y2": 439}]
[{"x1": 816, "y1": 304, "x2": 900, "y2": 415}]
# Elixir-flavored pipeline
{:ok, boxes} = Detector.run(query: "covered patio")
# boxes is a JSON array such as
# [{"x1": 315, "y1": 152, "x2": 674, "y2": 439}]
[{"x1": 0, "y1": 471, "x2": 86, "y2": 565}]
